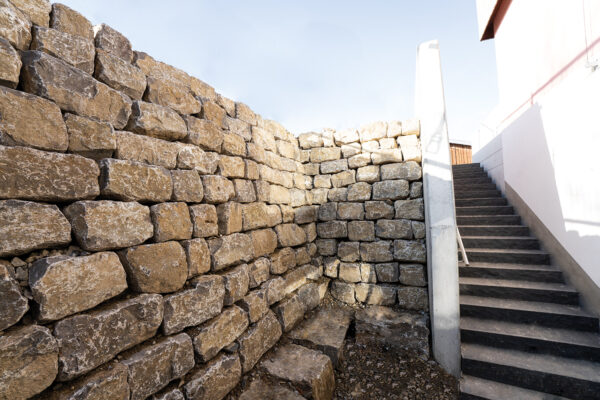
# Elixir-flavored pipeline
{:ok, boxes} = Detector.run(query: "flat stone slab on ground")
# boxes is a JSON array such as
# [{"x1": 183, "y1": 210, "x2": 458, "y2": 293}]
[
  {"x1": 287, "y1": 307, "x2": 352, "y2": 367},
  {"x1": 239, "y1": 379, "x2": 305, "y2": 400}
]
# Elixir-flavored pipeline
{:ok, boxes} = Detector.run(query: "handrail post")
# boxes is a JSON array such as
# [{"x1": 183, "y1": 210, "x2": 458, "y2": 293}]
[{"x1": 415, "y1": 40, "x2": 461, "y2": 377}]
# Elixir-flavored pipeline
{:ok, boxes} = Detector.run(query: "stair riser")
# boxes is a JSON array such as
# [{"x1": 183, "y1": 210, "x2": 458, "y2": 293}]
[
  {"x1": 459, "y1": 284, "x2": 579, "y2": 305},
  {"x1": 461, "y1": 329, "x2": 600, "y2": 362},
  {"x1": 455, "y1": 190, "x2": 502, "y2": 199},
  {"x1": 460, "y1": 304, "x2": 599, "y2": 332},
  {"x1": 461, "y1": 252, "x2": 550, "y2": 265},
  {"x1": 457, "y1": 216, "x2": 521, "y2": 225},
  {"x1": 456, "y1": 198, "x2": 508, "y2": 207},
  {"x1": 462, "y1": 238, "x2": 539, "y2": 249},
  {"x1": 456, "y1": 206, "x2": 514, "y2": 216},
  {"x1": 459, "y1": 226, "x2": 529, "y2": 236},
  {"x1": 454, "y1": 178, "x2": 492, "y2": 185},
  {"x1": 459, "y1": 267, "x2": 564, "y2": 283},
  {"x1": 455, "y1": 184, "x2": 499, "y2": 191},
  {"x1": 461, "y1": 358, "x2": 600, "y2": 400}
]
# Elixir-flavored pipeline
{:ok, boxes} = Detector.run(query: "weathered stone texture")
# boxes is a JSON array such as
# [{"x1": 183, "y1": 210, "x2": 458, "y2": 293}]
[
  {"x1": 50, "y1": 3, "x2": 94, "y2": 40},
  {"x1": 251, "y1": 228, "x2": 278, "y2": 258},
  {"x1": 114, "y1": 130, "x2": 179, "y2": 169},
  {"x1": 347, "y1": 220, "x2": 375, "y2": 242},
  {"x1": 208, "y1": 233, "x2": 253, "y2": 270},
  {"x1": 248, "y1": 258, "x2": 271, "y2": 288},
  {"x1": 94, "y1": 23, "x2": 133, "y2": 62},
  {"x1": 375, "y1": 219, "x2": 412, "y2": 239},
  {"x1": 275, "y1": 223, "x2": 307, "y2": 247},
  {"x1": 190, "y1": 305, "x2": 248, "y2": 362},
  {"x1": 372, "y1": 179, "x2": 409, "y2": 200},
  {"x1": 31, "y1": 26, "x2": 95, "y2": 74},
  {"x1": 186, "y1": 116, "x2": 224, "y2": 153},
  {"x1": 393, "y1": 240, "x2": 426, "y2": 263},
  {"x1": 394, "y1": 198, "x2": 425, "y2": 220},
  {"x1": 239, "y1": 289, "x2": 269, "y2": 323},
  {"x1": 43, "y1": 362, "x2": 129, "y2": 400},
  {"x1": 355, "y1": 283, "x2": 396, "y2": 305},
  {"x1": 145, "y1": 76, "x2": 201, "y2": 115},
  {"x1": 397, "y1": 287, "x2": 429, "y2": 311},
  {"x1": 127, "y1": 101, "x2": 187, "y2": 141},
  {"x1": 360, "y1": 241, "x2": 393, "y2": 262},
  {"x1": 151, "y1": 202, "x2": 193, "y2": 242},
  {"x1": 202, "y1": 175, "x2": 235, "y2": 204},
  {"x1": 66, "y1": 113, "x2": 115, "y2": 160},
  {"x1": 95, "y1": 49, "x2": 146, "y2": 100},
  {"x1": 100, "y1": 158, "x2": 172, "y2": 202},
  {"x1": 171, "y1": 170, "x2": 204, "y2": 203},
  {"x1": 223, "y1": 263, "x2": 250, "y2": 305},
  {"x1": 237, "y1": 310, "x2": 282, "y2": 373},
  {"x1": 317, "y1": 221, "x2": 347, "y2": 239},
  {"x1": 399, "y1": 264, "x2": 427, "y2": 286},
  {"x1": 330, "y1": 281, "x2": 355, "y2": 304},
  {"x1": 0, "y1": 37, "x2": 21, "y2": 88},
  {"x1": 189, "y1": 204, "x2": 218, "y2": 238},
  {"x1": 183, "y1": 353, "x2": 241, "y2": 400},
  {"x1": 11, "y1": 0, "x2": 51, "y2": 27},
  {"x1": 0, "y1": 263, "x2": 28, "y2": 330},
  {"x1": 239, "y1": 379, "x2": 304, "y2": 400},
  {"x1": 0, "y1": 0, "x2": 32, "y2": 50}
]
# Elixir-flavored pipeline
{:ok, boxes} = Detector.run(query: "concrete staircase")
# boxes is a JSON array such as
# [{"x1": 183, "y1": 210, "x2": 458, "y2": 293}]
[{"x1": 453, "y1": 163, "x2": 600, "y2": 400}]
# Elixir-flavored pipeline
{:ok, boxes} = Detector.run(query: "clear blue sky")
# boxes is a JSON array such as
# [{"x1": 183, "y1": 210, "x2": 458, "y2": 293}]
[{"x1": 61, "y1": 0, "x2": 498, "y2": 144}]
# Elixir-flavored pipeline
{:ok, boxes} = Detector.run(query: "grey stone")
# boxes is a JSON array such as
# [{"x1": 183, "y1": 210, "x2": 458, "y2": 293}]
[
  {"x1": 380, "y1": 161, "x2": 422, "y2": 181},
  {"x1": 365, "y1": 201, "x2": 394, "y2": 220},
  {"x1": 375, "y1": 219, "x2": 413, "y2": 239},
  {"x1": 330, "y1": 281, "x2": 355, "y2": 304},
  {"x1": 355, "y1": 283, "x2": 396, "y2": 305},
  {"x1": 183, "y1": 353, "x2": 241, "y2": 400},
  {"x1": 321, "y1": 159, "x2": 348, "y2": 174},
  {"x1": 375, "y1": 262, "x2": 399, "y2": 283},
  {"x1": 360, "y1": 241, "x2": 393, "y2": 262},
  {"x1": 396, "y1": 287, "x2": 429, "y2": 311},
  {"x1": 338, "y1": 242, "x2": 360, "y2": 263},
  {"x1": 316, "y1": 239, "x2": 337, "y2": 257},
  {"x1": 318, "y1": 202, "x2": 338, "y2": 221},
  {"x1": 399, "y1": 264, "x2": 427, "y2": 287},
  {"x1": 337, "y1": 202, "x2": 364, "y2": 220},
  {"x1": 412, "y1": 221, "x2": 426, "y2": 239},
  {"x1": 347, "y1": 220, "x2": 375, "y2": 242},
  {"x1": 393, "y1": 240, "x2": 426, "y2": 262},
  {"x1": 394, "y1": 198, "x2": 425, "y2": 220},
  {"x1": 0, "y1": 263, "x2": 28, "y2": 330},
  {"x1": 239, "y1": 379, "x2": 304, "y2": 400},
  {"x1": 317, "y1": 221, "x2": 347, "y2": 238},
  {"x1": 372, "y1": 179, "x2": 410, "y2": 200}
]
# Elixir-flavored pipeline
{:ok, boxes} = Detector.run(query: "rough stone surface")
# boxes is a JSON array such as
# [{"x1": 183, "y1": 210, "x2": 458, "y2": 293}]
[
  {"x1": 162, "y1": 275, "x2": 224, "y2": 335},
  {"x1": 251, "y1": 228, "x2": 278, "y2": 258},
  {"x1": 64, "y1": 200, "x2": 153, "y2": 251},
  {"x1": 216, "y1": 202, "x2": 242, "y2": 235},
  {"x1": 372, "y1": 179, "x2": 410, "y2": 200},
  {"x1": 50, "y1": 3, "x2": 93, "y2": 40},
  {"x1": 0, "y1": 38, "x2": 21, "y2": 88},
  {"x1": 248, "y1": 258, "x2": 271, "y2": 288},
  {"x1": 375, "y1": 219, "x2": 413, "y2": 239},
  {"x1": 375, "y1": 263, "x2": 399, "y2": 283},
  {"x1": 186, "y1": 116, "x2": 224, "y2": 153},
  {"x1": 95, "y1": 49, "x2": 146, "y2": 100},
  {"x1": 270, "y1": 247, "x2": 296, "y2": 275},
  {"x1": 241, "y1": 202, "x2": 269, "y2": 231},
  {"x1": 126, "y1": 101, "x2": 187, "y2": 141},
  {"x1": 114, "y1": 130, "x2": 179, "y2": 169},
  {"x1": 239, "y1": 289, "x2": 269, "y2": 323},
  {"x1": 119, "y1": 241, "x2": 187, "y2": 293},
  {"x1": 0, "y1": 263, "x2": 28, "y2": 330},
  {"x1": 380, "y1": 161, "x2": 422, "y2": 181},
  {"x1": 275, "y1": 223, "x2": 307, "y2": 247},
  {"x1": 66, "y1": 113, "x2": 115, "y2": 160},
  {"x1": 189, "y1": 204, "x2": 218, "y2": 238},
  {"x1": 0, "y1": 145, "x2": 99, "y2": 201},
  {"x1": 0, "y1": 200, "x2": 71, "y2": 257},
  {"x1": 43, "y1": 362, "x2": 129, "y2": 400},
  {"x1": 190, "y1": 305, "x2": 248, "y2": 362},
  {"x1": 100, "y1": 158, "x2": 172, "y2": 203},
  {"x1": 237, "y1": 310, "x2": 282, "y2": 372},
  {"x1": 183, "y1": 353, "x2": 241, "y2": 400},
  {"x1": 337, "y1": 202, "x2": 364, "y2": 220},
  {"x1": 0, "y1": 0, "x2": 32, "y2": 50},
  {"x1": 347, "y1": 220, "x2": 375, "y2": 242},
  {"x1": 145, "y1": 76, "x2": 201, "y2": 115},
  {"x1": 365, "y1": 201, "x2": 395, "y2": 220},
  {"x1": 31, "y1": 26, "x2": 95, "y2": 74},
  {"x1": 53, "y1": 294, "x2": 163, "y2": 380},
  {"x1": 395, "y1": 198, "x2": 425, "y2": 220},
  {"x1": 151, "y1": 202, "x2": 193, "y2": 242},
  {"x1": 354, "y1": 283, "x2": 396, "y2": 305},
  {"x1": 202, "y1": 175, "x2": 235, "y2": 204},
  {"x1": 223, "y1": 263, "x2": 250, "y2": 305},
  {"x1": 397, "y1": 287, "x2": 429, "y2": 311},
  {"x1": 0, "y1": 324, "x2": 58, "y2": 399},
  {"x1": 274, "y1": 293, "x2": 305, "y2": 332},
  {"x1": 171, "y1": 169, "x2": 204, "y2": 203},
  {"x1": 29, "y1": 252, "x2": 127, "y2": 321},
  {"x1": 399, "y1": 264, "x2": 427, "y2": 286},
  {"x1": 317, "y1": 221, "x2": 347, "y2": 238},
  {"x1": 262, "y1": 276, "x2": 286, "y2": 305},
  {"x1": 360, "y1": 241, "x2": 393, "y2": 262},
  {"x1": 239, "y1": 379, "x2": 304, "y2": 400},
  {"x1": 321, "y1": 159, "x2": 348, "y2": 174},
  {"x1": 260, "y1": 344, "x2": 335, "y2": 400},
  {"x1": 393, "y1": 240, "x2": 427, "y2": 263},
  {"x1": 11, "y1": 0, "x2": 51, "y2": 27},
  {"x1": 347, "y1": 183, "x2": 372, "y2": 203},
  {"x1": 371, "y1": 149, "x2": 403, "y2": 165},
  {"x1": 208, "y1": 233, "x2": 253, "y2": 271},
  {"x1": 94, "y1": 23, "x2": 133, "y2": 62},
  {"x1": 330, "y1": 281, "x2": 355, "y2": 304}
]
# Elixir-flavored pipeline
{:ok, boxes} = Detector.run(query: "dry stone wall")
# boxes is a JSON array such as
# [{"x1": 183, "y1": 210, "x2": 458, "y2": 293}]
[{"x1": 0, "y1": 2, "x2": 328, "y2": 399}]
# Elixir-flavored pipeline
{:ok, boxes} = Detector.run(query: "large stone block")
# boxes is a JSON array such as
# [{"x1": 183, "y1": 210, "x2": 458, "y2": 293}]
[
  {"x1": 93, "y1": 23, "x2": 133, "y2": 62},
  {"x1": 327, "y1": 187, "x2": 348, "y2": 202},
  {"x1": 397, "y1": 134, "x2": 421, "y2": 162},
  {"x1": 200, "y1": 101, "x2": 226, "y2": 127},
  {"x1": 393, "y1": 240, "x2": 426, "y2": 263},
  {"x1": 189, "y1": 204, "x2": 218, "y2": 238},
  {"x1": 177, "y1": 146, "x2": 219, "y2": 174},
  {"x1": 0, "y1": 86, "x2": 68, "y2": 151},
  {"x1": 347, "y1": 220, "x2": 375, "y2": 242},
  {"x1": 375, "y1": 262, "x2": 399, "y2": 283},
  {"x1": 100, "y1": 158, "x2": 172, "y2": 202},
  {"x1": 114, "y1": 130, "x2": 179, "y2": 169},
  {"x1": 270, "y1": 247, "x2": 296, "y2": 275},
  {"x1": 43, "y1": 362, "x2": 129, "y2": 400},
  {"x1": 310, "y1": 147, "x2": 340, "y2": 162},
  {"x1": 21, "y1": 51, "x2": 131, "y2": 129},
  {"x1": 95, "y1": 49, "x2": 146, "y2": 100},
  {"x1": 239, "y1": 379, "x2": 304, "y2": 400},
  {"x1": 360, "y1": 263, "x2": 377, "y2": 283},
  {"x1": 375, "y1": 219, "x2": 413, "y2": 239},
  {"x1": 239, "y1": 289, "x2": 269, "y2": 324},
  {"x1": 0, "y1": 145, "x2": 99, "y2": 201},
  {"x1": 331, "y1": 170, "x2": 356, "y2": 188},
  {"x1": 371, "y1": 149, "x2": 403, "y2": 165},
  {"x1": 31, "y1": 26, "x2": 95, "y2": 74},
  {"x1": 65, "y1": 200, "x2": 153, "y2": 251},
  {"x1": 216, "y1": 202, "x2": 242, "y2": 235},
  {"x1": 399, "y1": 264, "x2": 427, "y2": 287},
  {"x1": 411, "y1": 182, "x2": 423, "y2": 198},
  {"x1": 151, "y1": 202, "x2": 193, "y2": 242},
  {"x1": 320, "y1": 159, "x2": 348, "y2": 174},
  {"x1": 223, "y1": 263, "x2": 250, "y2": 305},
  {"x1": 380, "y1": 161, "x2": 421, "y2": 181},
  {"x1": 394, "y1": 198, "x2": 424, "y2": 220},
  {"x1": 182, "y1": 238, "x2": 211, "y2": 278},
  {"x1": 190, "y1": 305, "x2": 248, "y2": 362},
  {"x1": 208, "y1": 233, "x2": 253, "y2": 270},
  {"x1": 298, "y1": 132, "x2": 323, "y2": 149},
  {"x1": 317, "y1": 202, "x2": 337, "y2": 221},
  {"x1": 183, "y1": 353, "x2": 241, "y2": 400},
  {"x1": 338, "y1": 242, "x2": 360, "y2": 262},
  {"x1": 356, "y1": 165, "x2": 379, "y2": 182},
  {"x1": 396, "y1": 287, "x2": 429, "y2": 311},
  {"x1": 186, "y1": 116, "x2": 224, "y2": 153},
  {"x1": 273, "y1": 293, "x2": 305, "y2": 332},
  {"x1": 233, "y1": 179, "x2": 257, "y2": 203},
  {"x1": 360, "y1": 241, "x2": 393, "y2": 262},
  {"x1": 162, "y1": 275, "x2": 224, "y2": 335},
  {"x1": 365, "y1": 200, "x2": 394, "y2": 220},
  {"x1": 330, "y1": 281, "x2": 355, "y2": 304},
  {"x1": 241, "y1": 202, "x2": 269, "y2": 231},
  {"x1": 275, "y1": 223, "x2": 307, "y2": 247},
  {"x1": 248, "y1": 258, "x2": 271, "y2": 288},
  {"x1": 66, "y1": 113, "x2": 115, "y2": 160},
  {"x1": 262, "y1": 276, "x2": 286, "y2": 305},
  {"x1": 30, "y1": 252, "x2": 127, "y2": 322},
  {"x1": 316, "y1": 221, "x2": 347, "y2": 238},
  {"x1": 11, "y1": 0, "x2": 51, "y2": 28},
  {"x1": 0, "y1": 0, "x2": 32, "y2": 50},
  {"x1": 145, "y1": 76, "x2": 201, "y2": 115},
  {"x1": 359, "y1": 121, "x2": 387, "y2": 142},
  {"x1": 337, "y1": 202, "x2": 364, "y2": 220},
  {"x1": 372, "y1": 179, "x2": 409, "y2": 200},
  {"x1": 202, "y1": 175, "x2": 235, "y2": 204},
  {"x1": 222, "y1": 132, "x2": 246, "y2": 156},
  {"x1": 354, "y1": 283, "x2": 396, "y2": 305},
  {"x1": 0, "y1": 264, "x2": 28, "y2": 330},
  {"x1": 251, "y1": 228, "x2": 278, "y2": 258},
  {"x1": 412, "y1": 221, "x2": 426, "y2": 239},
  {"x1": 119, "y1": 241, "x2": 187, "y2": 293},
  {"x1": 127, "y1": 101, "x2": 187, "y2": 141},
  {"x1": 171, "y1": 169, "x2": 204, "y2": 203},
  {"x1": 121, "y1": 333, "x2": 195, "y2": 400},
  {"x1": 54, "y1": 294, "x2": 163, "y2": 380},
  {"x1": 0, "y1": 325, "x2": 58, "y2": 399},
  {"x1": 218, "y1": 155, "x2": 245, "y2": 178},
  {"x1": 338, "y1": 261, "x2": 361, "y2": 282},
  {"x1": 0, "y1": 37, "x2": 21, "y2": 88},
  {"x1": 237, "y1": 310, "x2": 282, "y2": 373},
  {"x1": 50, "y1": 3, "x2": 93, "y2": 39},
  {"x1": 348, "y1": 153, "x2": 371, "y2": 169},
  {"x1": 0, "y1": 200, "x2": 71, "y2": 258}
]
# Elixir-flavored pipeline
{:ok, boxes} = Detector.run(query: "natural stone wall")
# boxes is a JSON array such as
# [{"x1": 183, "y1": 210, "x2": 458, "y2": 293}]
[
  {"x1": 297, "y1": 121, "x2": 428, "y2": 310},
  {"x1": 0, "y1": 2, "x2": 327, "y2": 399}
]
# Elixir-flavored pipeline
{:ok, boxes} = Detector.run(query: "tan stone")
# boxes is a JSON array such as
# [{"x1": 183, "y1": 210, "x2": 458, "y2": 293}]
[
  {"x1": 356, "y1": 165, "x2": 380, "y2": 182},
  {"x1": 235, "y1": 102, "x2": 257, "y2": 125},
  {"x1": 0, "y1": 0, "x2": 32, "y2": 50},
  {"x1": 327, "y1": 188, "x2": 348, "y2": 202},
  {"x1": 216, "y1": 93, "x2": 235, "y2": 117},
  {"x1": 30, "y1": 252, "x2": 127, "y2": 321},
  {"x1": 201, "y1": 175, "x2": 235, "y2": 204},
  {"x1": 30, "y1": 26, "x2": 95, "y2": 73},
  {"x1": 189, "y1": 204, "x2": 218, "y2": 238},
  {"x1": 151, "y1": 202, "x2": 193, "y2": 242},
  {"x1": 359, "y1": 121, "x2": 387, "y2": 142},
  {"x1": 347, "y1": 182, "x2": 372, "y2": 202},
  {"x1": 119, "y1": 241, "x2": 187, "y2": 293},
  {"x1": 150, "y1": 387, "x2": 185, "y2": 400},
  {"x1": 233, "y1": 179, "x2": 257, "y2": 203},
  {"x1": 65, "y1": 200, "x2": 153, "y2": 251},
  {"x1": 114, "y1": 130, "x2": 179, "y2": 168},
  {"x1": 338, "y1": 239, "x2": 359, "y2": 261},
  {"x1": 239, "y1": 379, "x2": 304, "y2": 400},
  {"x1": 127, "y1": 100, "x2": 187, "y2": 141},
  {"x1": 298, "y1": 132, "x2": 323, "y2": 149},
  {"x1": 217, "y1": 201, "x2": 242, "y2": 235},
  {"x1": 223, "y1": 264, "x2": 250, "y2": 305},
  {"x1": 21, "y1": 51, "x2": 132, "y2": 129},
  {"x1": 348, "y1": 153, "x2": 371, "y2": 168},
  {"x1": 379, "y1": 137, "x2": 398, "y2": 149},
  {"x1": 145, "y1": 76, "x2": 201, "y2": 115},
  {"x1": 222, "y1": 132, "x2": 246, "y2": 156},
  {"x1": 218, "y1": 155, "x2": 245, "y2": 178},
  {"x1": 0, "y1": 263, "x2": 28, "y2": 330},
  {"x1": 208, "y1": 233, "x2": 254, "y2": 270},
  {"x1": 365, "y1": 200, "x2": 395, "y2": 220},
  {"x1": 171, "y1": 169, "x2": 204, "y2": 203},
  {"x1": 330, "y1": 281, "x2": 355, "y2": 304},
  {"x1": 121, "y1": 334, "x2": 195, "y2": 400},
  {"x1": 0, "y1": 86, "x2": 67, "y2": 150},
  {"x1": 93, "y1": 23, "x2": 132, "y2": 62},
  {"x1": 44, "y1": 362, "x2": 129, "y2": 400},
  {"x1": 50, "y1": 3, "x2": 93, "y2": 39},
  {"x1": 183, "y1": 353, "x2": 241, "y2": 400},
  {"x1": 341, "y1": 142, "x2": 361, "y2": 158},
  {"x1": 237, "y1": 310, "x2": 282, "y2": 372},
  {"x1": 200, "y1": 101, "x2": 226, "y2": 127},
  {"x1": 275, "y1": 223, "x2": 307, "y2": 247},
  {"x1": 337, "y1": 202, "x2": 364, "y2": 220},
  {"x1": 11, "y1": 0, "x2": 51, "y2": 27},
  {"x1": 248, "y1": 258, "x2": 271, "y2": 288},
  {"x1": 241, "y1": 202, "x2": 269, "y2": 231},
  {"x1": 360, "y1": 263, "x2": 377, "y2": 283},
  {"x1": 251, "y1": 228, "x2": 278, "y2": 258},
  {"x1": 54, "y1": 294, "x2": 163, "y2": 380},
  {"x1": 100, "y1": 158, "x2": 172, "y2": 202},
  {"x1": 372, "y1": 148, "x2": 403, "y2": 165},
  {"x1": 0, "y1": 325, "x2": 58, "y2": 399},
  {"x1": 162, "y1": 275, "x2": 224, "y2": 335},
  {"x1": 245, "y1": 159, "x2": 260, "y2": 179},
  {"x1": 0, "y1": 38, "x2": 21, "y2": 88},
  {"x1": 262, "y1": 276, "x2": 286, "y2": 305},
  {"x1": 186, "y1": 116, "x2": 224, "y2": 152},
  {"x1": 376, "y1": 219, "x2": 413, "y2": 239},
  {"x1": 190, "y1": 306, "x2": 248, "y2": 361},
  {"x1": 0, "y1": 145, "x2": 99, "y2": 201},
  {"x1": 270, "y1": 247, "x2": 296, "y2": 274},
  {"x1": 0, "y1": 200, "x2": 71, "y2": 257},
  {"x1": 177, "y1": 145, "x2": 218, "y2": 174},
  {"x1": 355, "y1": 283, "x2": 396, "y2": 305},
  {"x1": 95, "y1": 48, "x2": 146, "y2": 100},
  {"x1": 274, "y1": 293, "x2": 305, "y2": 332},
  {"x1": 362, "y1": 140, "x2": 379, "y2": 152},
  {"x1": 239, "y1": 289, "x2": 269, "y2": 323},
  {"x1": 397, "y1": 135, "x2": 422, "y2": 162},
  {"x1": 339, "y1": 261, "x2": 361, "y2": 282},
  {"x1": 66, "y1": 113, "x2": 115, "y2": 160},
  {"x1": 182, "y1": 238, "x2": 211, "y2": 278},
  {"x1": 402, "y1": 118, "x2": 420, "y2": 136},
  {"x1": 360, "y1": 241, "x2": 393, "y2": 262},
  {"x1": 321, "y1": 159, "x2": 348, "y2": 174}
]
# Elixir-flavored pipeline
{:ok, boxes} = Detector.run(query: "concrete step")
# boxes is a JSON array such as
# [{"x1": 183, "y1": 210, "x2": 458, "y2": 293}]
[
  {"x1": 461, "y1": 343, "x2": 600, "y2": 399},
  {"x1": 461, "y1": 236, "x2": 539, "y2": 249},
  {"x1": 460, "y1": 295, "x2": 599, "y2": 332},
  {"x1": 287, "y1": 307, "x2": 352, "y2": 367},
  {"x1": 456, "y1": 206, "x2": 514, "y2": 216},
  {"x1": 453, "y1": 163, "x2": 481, "y2": 170},
  {"x1": 457, "y1": 215, "x2": 521, "y2": 225},
  {"x1": 455, "y1": 198, "x2": 508, "y2": 207},
  {"x1": 459, "y1": 263, "x2": 563, "y2": 283},
  {"x1": 453, "y1": 173, "x2": 490, "y2": 180},
  {"x1": 459, "y1": 225, "x2": 529, "y2": 237},
  {"x1": 454, "y1": 177, "x2": 493, "y2": 186},
  {"x1": 455, "y1": 190, "x2": 502, "y2": 199},
  {"x1": 461, "y1": 316, "x2": 600, "y2": 362},
  {"x1": 459, "y1": 277, "x2": 579, "y2": 305},
  {"x1": 461, "y1": 248, "x2": 550, "y2": 265},
  {"x1": 460, "y1": 375, "x2": 571, "y2": 400},
  {"x1": 455, "y1": 183, "x2": 499, "y2": 191}
]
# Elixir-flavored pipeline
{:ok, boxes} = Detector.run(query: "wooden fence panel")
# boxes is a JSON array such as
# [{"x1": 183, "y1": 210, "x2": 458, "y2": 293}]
[{"x1": 449, "y1": 143, "x2": 472, "y2": 165}]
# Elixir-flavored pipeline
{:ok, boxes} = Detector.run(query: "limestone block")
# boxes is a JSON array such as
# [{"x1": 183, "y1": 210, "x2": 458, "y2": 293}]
[
  {"x1": 365, "y1": 200, "x2": 395, "y2": 220},
  {"x1": 412, "y1": 221, "x2": 426, "y2": 239},
  {"x1": 298, "y1": 132, "x2": 323, "y2": 149},
  {"x1": 222, "y1": 132, "x2": 246, "y2": 156},
  {"x1": 303, "y1": 162, "x2": 320, "y2": 175},
  {"x1": 202, "y1": 175, "x2": 235, "y2": 204},
  {"x1": 327, "y1": 187, "x2": 348, "y2": 202},
  {"x1": 265, "y1": 204, "x2": 283, "y2": 227},
  {"x1": 355, "y1": 283, "x2": 396, "y2": 305},
  {"x1": 93, "y1": 23, "x2": 133, "y2": 62},
  {"x1": 289, "y1": 188, "x2": 307, "y2": 207},
  {"x1": 359, "y1": 121, "x2": 387, "y2": 142},
  {"x1": 100, "y1": 158, "x2": 172, "y2": 202},
  {"x1": 275, "y1": 223, "x2": 307, "y2": 247},
  {"x1": 127, "y1": 100, "x2": 187, "y2": 141},
  {"x1": 241, "y1": 202, "x2": 269, "y2": 231},
  {"x1": 182, "y1": 238, "x2": 211, "y2": 278},
  {"x1": 171, "y1": 170, "x2": 204, "y2": 203},
  {"x1": 216, "y1": 202, "x2": 242, "y2": 235},
  {"x1": 0, "y1": 38, "x2": 21, "y2": 88},
  {"x1": 360, "y1": 263, "x2": 377, "y2": 283},
  {"x1": 334, "y1": 128, "x2": 359, "y2": 145},
  {"x1": 239, "y1": 289, "x2": 269, "y2": 323},
  {"x1": 11, "y1": 0, "x2": 51, "y2": 27},
  {"x1": 31, "y1": 26, "x2": 95, "y2": 73},
  {"x1": 356, "y1": 165, "x2": 379, "y2": 182},
  {"x1": 65, "y1": 113, "x2": 115, "y2": 160},
  {"x1": 0, "y1": 145, "x2": 99, "y2": 201},
  {"x1": 397, "y1": 135, "x2": 422, "y2": 162},
  {"x1": 237, "y1": 310, "x2": 282, "y2": 373},
  {"x1": 347, "y1": 220, "x2": 375, "y2": 242},
  {"x1": 410, "y1": 181, "x2": 423, "y2": 198},
  {"x1": 262, "y1": 276, "x2": 286, "y2": 305},
  {"x1": 317, "y1": 240, "x2": 337, "y2": 257},
  {"x1": 236, "y1": 102, "x2": 257, "y2": 125},
  {"x1": 65, "y1": 200, "x2": 153, "y2": 251},
  {"x1": 399, "y1": 264, "x2": 427, "y2": 287},
  {"x1": 252, "y1": 126, "x2": 276, "y2": 152},
  {"x1": 379, "y1": 137, "x2": 398, "y2": 149},
  {"x1": 183, "y1": 353, "x2": 241, "y2": 400},
  {"x1": 330, "y1": 281, "x2": 355, "y2": 304},
  {"x1": 380, "y1": 161, "x2": 422, "y2": 181},
  {"x1": 323, "y1": 257, "x2": 339, "y2": 277},
  {"x1": 0, "y1": 325, "x2": 58, "y2": 399},
  {"x1": 208, "y1": 233, "x2": 254, "y2": 271},
  {"x1": 393, "y1": 240, "x2": 426, "y2": 263},
  {"x1": 21, "y1": 51, "x2": 131, "y2": 129},
  {"x1": 151, "y1": 202, "x2": 192, "y2": 242},
  {"x1": 347, "y1": 182, "x2": 372, "y2": 202},
  {"x1": 248, "y1": 258, "x2": 271, "y2": 288},
  {"x1": 314, "y1": 174, "x2": 332, "y2": 189},
  {"x1": 387, "y1": 120, "x2": 403, "y2": 137},
  {"x1": 348, "y1": 153, "x2": 371, "y2": 168},
  {"x1": 0, "y1": 264, "x2": 28, "y2": 330},
  {"x1": 310, "y1": 147, "x2": 340, "y2": 162},
  {"x1": 114, "y1": 131, "x2": 178, "y2": 168},
  {"x1": 224, "y1": 116, "x2": 250, "y2": 140},
  {"x1": 43, "y1": 362, "x2": 129, "y2": 400},
  {"x1": 270, "y1": 247, "x2": 296, "y2": 274},
  {"x1": 372, "y1": 179, "x2": 409, "y2": 200},
  {"x1": 218, "y1": 155, "x2": 245, "y2": 178},
  {"x1": 331, "y1": 170, "x2": 356, "y2": 188},
  {"x1": 54, "y1": 294, "x2": 163, "y2": 380},
  {"x1": 0, "y1": 0, "x2": 32, "y2": 50},
  {"x1": 0, "y1": 200, "x2": 71, "y2": 257},
  {"x1": 294, "y1": 205, "x2": 318, "y2": 224},
  {"x1": 397, "y1": 287, "x2": 429, "y2": 311},
  {"x1": 190, "y1": 305, "x2": 248, "y2": 361},
  {"x1": 297, "y1": 282, "x2": 321, "y2": 311},
  {"x1": 360, "y1": 241, "x2": 393, "y2": 262},
  {"x1": 50, "y1": 3, "x2": 93, "y2": 39},
  {"x1": 200, "y1": 101, "x2": 226, "y2": 127},
  {"x1": 375, "y1": 219, "x2": 413, "y2": 239},
  {"x1": 317, "y1": 220, "x2": 347, "y2": 238},
  {"x1": 337, "y1": 202, "x2": 364, "y2": 220},
  {"x1": 295, "y1": 246, "x2": 311, "y2": 265},
  {"x1": 145, "y1": 76, "x2": 201, "y2": 115},
  {"x1": 362, "y1": 140, "x2": 379, "y2": 153},
  {"x1": 121, "y1": 334, "x2": 194, "y2": 400},
  {"x1": 339, "y1": 261, "x2": 361, "y2": 282},
  {"x1": 245, "y1": 160, "x2": 259, "y2": 180},
  {"x1": 341, "y1": 142, "x2": 361, "y2": 158},
  {"x1": 177, "y1": 145, "x2": 219, "y2": 174},
  {"x1": 318, "y1": 202, "x2": 338, "y2": 222},
  {"x1": 239, "y1": 379, "x2": 304, "y2": 400},
  {"x1": 311, "y1": 188, "x2": 329, "y2": 205},
  {"x1": 371, "y1": 149, "x2": 403, "y2": 165},
  {"x1": 273, "y1": 293, "x2": 305, "y2": 332},
  {"x1": 321, "y1": 159, "x2": 348, "y2": 175},
  {"x1": 30, "y1": 252, "x2": 127, "y2": 321},
  {"x1": 251, "y1": 228, "x2": 278, "y2": 258},
  {"x1": 151, "y1": 387, "x2": 184, "y2": 400},
  {"x1": 394, "y1": 198, "x2": 425, "y2": 220},
  {"x1": 162, "y1": 275, "x2": 224, "y2": 335},
  {"x1": 189, "y1": 204, "x2": 218, "y2": 238},
  {"x1": 247, "y1": 142, "x2": 267, "y2": 164},
  {"x1": 95, "y1": 49, "x2": 146, "y2": 99},
  {"x1": 375, "y1": 262, "x2": 399, "y2": 283}
]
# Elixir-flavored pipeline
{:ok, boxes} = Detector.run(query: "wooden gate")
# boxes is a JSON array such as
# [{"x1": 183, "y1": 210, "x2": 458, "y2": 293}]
[{"x1": 449, "y1": 143, "x2": 472, "y2": 165}]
